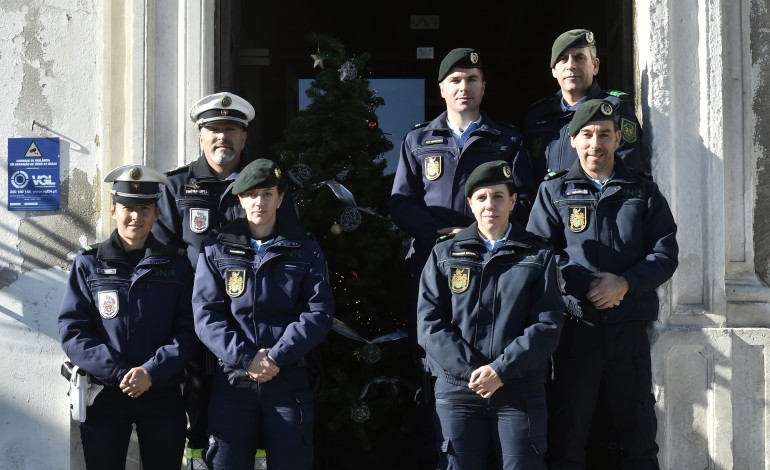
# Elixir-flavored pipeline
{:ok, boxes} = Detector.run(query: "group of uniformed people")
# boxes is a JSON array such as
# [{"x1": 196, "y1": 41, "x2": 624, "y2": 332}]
[
  {"x1": 57, "y1": 26, "x2": 678, "y2": 470},
  {"x1": 58, "y1": 92, "x2": 328, "y2": 470},
  {"x1": 391, "y1": 29, "x2": 677, "y2": 470}
]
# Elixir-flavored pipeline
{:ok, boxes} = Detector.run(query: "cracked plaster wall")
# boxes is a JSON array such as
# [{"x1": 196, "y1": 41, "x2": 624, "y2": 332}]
[
  {"x1": 752, "y1": 0, "x2": 770, "y2": 286},
  {"x1": 0, "y1": 1, "x2": 101, "y2": 468}
]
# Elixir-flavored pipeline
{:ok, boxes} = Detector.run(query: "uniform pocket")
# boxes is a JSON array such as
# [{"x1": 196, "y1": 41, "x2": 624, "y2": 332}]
[
  {"x1": 526, "y1": 394, "x2": 548, "y2": 455},
  {"x1": 295, "y1": 389, "x2": 315, "y2": 446}
]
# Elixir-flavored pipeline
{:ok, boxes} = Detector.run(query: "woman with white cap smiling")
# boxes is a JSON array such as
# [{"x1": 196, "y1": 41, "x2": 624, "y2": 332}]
[{"x1": 58, "y1": 164, "x2": 197, "y2": 470}]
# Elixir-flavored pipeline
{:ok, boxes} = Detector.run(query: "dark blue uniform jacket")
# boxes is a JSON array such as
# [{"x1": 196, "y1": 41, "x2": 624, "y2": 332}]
[
  {"x1": 58, "y1": 231, "x2": 196, "y2": 388},
  {"x1": 417, "y1": 222, "x2": 564, "y2": 387},
  {"x1": 153, "y1": 156, "x2": 298, "y2": 268},
  {"x1": 390, "y1": 112, "x2": 536, "y2": 270},
  {"x1": 526, "y1": 159, "x2": 678, "y2": 323},
  {"x1": 523, "y1": 82, "x2": 644, "y2": 182},
  {"x1": 192, "y1": 217, "x2": 334, "y2": 384}
]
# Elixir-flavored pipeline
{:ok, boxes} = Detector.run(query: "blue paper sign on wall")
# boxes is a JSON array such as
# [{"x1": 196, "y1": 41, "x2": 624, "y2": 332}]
[{"x1": 7, "y1": 137, "x2": 61, "y2": 211}]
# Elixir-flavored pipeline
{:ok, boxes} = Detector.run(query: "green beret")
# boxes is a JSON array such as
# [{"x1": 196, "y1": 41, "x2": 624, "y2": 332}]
[
  {"x1": 438, "y1": 48, "x2": 482, "y2": 82},
  {"x1": 550, "y1": 29, "x2": 596, "y2": 68},
  {"x1": 232, "y1": 158, "x2": 283, "y2": 195},
  {"x1": 567, "y1": 99, "x2": 617, "y2": 136},
  {"x1": 465, "y1": 160, "x2": 514, "y2": 197}
]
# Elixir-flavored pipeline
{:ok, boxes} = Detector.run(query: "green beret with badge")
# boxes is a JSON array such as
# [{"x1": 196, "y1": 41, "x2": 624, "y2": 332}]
[
  {"x1": 464, "y1": 160, "x2": 514, "y2": 197},
  {"x1": 551, "y1": 29, "x2": 596, "y2": 68},
  {"x1": 438, "y1": 47, "x2": 483, "y2": 82},
  {"x1": 231, "y1": 158, "x2": 283, "y2": 195},
  {"x1": 567, "y1": 99, "x2": 617, "y2": 136}
]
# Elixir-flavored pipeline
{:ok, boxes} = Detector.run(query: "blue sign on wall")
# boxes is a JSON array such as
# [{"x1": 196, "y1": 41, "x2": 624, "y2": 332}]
[{"x1": 7, "y1": 137, "x2": 61, "y2": 211}]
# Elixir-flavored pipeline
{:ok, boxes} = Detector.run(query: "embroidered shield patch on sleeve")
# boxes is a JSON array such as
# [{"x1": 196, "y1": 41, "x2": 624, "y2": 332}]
[{"x1": 621, "y1": 118, "x2": 638, "y2": 143}]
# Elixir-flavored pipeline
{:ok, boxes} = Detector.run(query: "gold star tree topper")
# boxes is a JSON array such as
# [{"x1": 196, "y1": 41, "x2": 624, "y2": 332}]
[{"x1": 311, "y1": 52, "x2": 325, "y2": 70}]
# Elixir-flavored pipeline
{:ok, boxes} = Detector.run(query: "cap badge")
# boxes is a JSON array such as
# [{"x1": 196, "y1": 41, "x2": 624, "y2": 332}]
[
  {"x1": 569, "y1": 206, "x2": 588, "y2": 233},
  {"x1": 450, "y1": 267, "x2": 470, "y2": 294},
  {"x1": 221, "y1": 95, "x2": 232, "y2": 107},
  {"x1": 274, "y1": 168, "x2": 282, "y2": 179},
  {"x1": 220, "y1": 110, "x2": 229, "y2": 116},
  {"x1": 129, "y1": 166, "x2": 143, "y2": 180},
  {"x1": 503, "y1": 165, "x2": 512, "y2": 178},
  {"x1": 586, "y1": 31, "x2": 594, "y2": 44},
  {"x1": 600, "y1": 102, "x2": 613, "y2": 116},
  {"x1": 470, "y1": 52, "x2": 479, "y2": 64},
  {"x1": 131, "y1": 182, "x2": 140, "y2": 190}
]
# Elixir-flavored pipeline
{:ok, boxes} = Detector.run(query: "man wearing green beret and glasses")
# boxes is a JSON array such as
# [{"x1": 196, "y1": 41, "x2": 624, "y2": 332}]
[
  {"x1": 523, "y1": 28, "x2": 645, "y2": 184},
  {"x1": 527, "y1": 99, "x2": 678, "y2": 469}
]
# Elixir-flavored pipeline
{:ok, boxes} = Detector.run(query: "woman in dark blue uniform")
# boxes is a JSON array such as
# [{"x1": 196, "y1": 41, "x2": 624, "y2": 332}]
[
  {"x1": 58, "y1": 164, "x2": 197, "y2": 470},
  {"x1": 417, "y1": 160, "x2": 564, "y2": 469},
  {"x1": 192, "y1": 158, "x2": 334, "y2": 470}
]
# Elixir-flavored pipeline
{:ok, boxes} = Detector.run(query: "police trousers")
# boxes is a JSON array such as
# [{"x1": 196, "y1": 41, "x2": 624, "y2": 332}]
[
  {"x1": 545, "y1": 319, "x2": 660, "y2": 470},
  {"x1": 204, "y1": 365, "x2": 315, "y2": 470},
  {"x1": 80, "y1": 385, "x2": 186, "y2": 470},
  {"x1": 433, "y1": 379, "x2": 548, "y2": 470}
]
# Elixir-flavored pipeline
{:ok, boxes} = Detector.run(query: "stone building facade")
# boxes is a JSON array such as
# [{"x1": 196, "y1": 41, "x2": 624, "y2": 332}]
[{"x1": 0, "y1": 0, "x2": 768, "y2": 468}]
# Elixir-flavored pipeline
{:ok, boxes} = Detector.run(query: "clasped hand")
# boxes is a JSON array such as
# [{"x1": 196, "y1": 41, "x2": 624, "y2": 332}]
[
  {"x1": 586, "y1": 272, "x2": 629, "y2": 310},
  {"x1": 119, "y1": 367, "x2": 152, "y2": 398},
  {"x1": 468, "y1": 365, "x2": 502, "y2": 398},
  {"x1": 247, "y1": 348, "x2": 280, "y2": 383}
]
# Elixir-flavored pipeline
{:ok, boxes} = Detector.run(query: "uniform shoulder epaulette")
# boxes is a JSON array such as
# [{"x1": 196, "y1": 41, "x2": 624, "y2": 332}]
[
  {"x1": 544, "y1": 169, "x2": 568, "y2": 181},
  {"x1": 606, "y1": 89, "x2": 629, "y2": 98},
  {"x1": 412, "y1": 121, "x2": 430, "y2": 130},
  {"x1": 165, "y1": 164, "x2": 190, "y2": 176},
  {"x1": 435, "y1": 233, "x2": 456, "y2": 244},
  {"x1": 631, "y1": 168, "x2": 653, "y2": 181},
  {"x1": 528, "y1": 97, "x2": 550, "y2": 108},
  {"x1": 79, "y1": 244, "x2": 98, "y2": 254}
]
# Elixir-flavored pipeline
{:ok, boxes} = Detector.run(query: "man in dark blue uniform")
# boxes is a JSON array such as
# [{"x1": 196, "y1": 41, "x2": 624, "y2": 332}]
[
  {"x1": 523, "y1": 29, "x2": 645, "y2": 183},
  {"x1": 152, "y1": 92, "x2": 298, "y2": 454},
  {"x1": 192, "y1": 159, "x2": 334, "y2": 469},
  {"x1": 527, "y1": 99, "x2": 678, "y2": 469},
  {"x1": 389, "y1": 47, "x2": 536, "y2": 468},
  {"x1": 417, "y1": 160, "x2": 564, "y2": 469},
  {"x1": 58, "y1": 164, "x2": 197, "y2": 469}
]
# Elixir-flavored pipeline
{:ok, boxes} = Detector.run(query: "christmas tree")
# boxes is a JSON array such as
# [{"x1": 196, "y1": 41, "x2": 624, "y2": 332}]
[{"x1": 272, "y1": 33, "x2": 417, "y2": 469}]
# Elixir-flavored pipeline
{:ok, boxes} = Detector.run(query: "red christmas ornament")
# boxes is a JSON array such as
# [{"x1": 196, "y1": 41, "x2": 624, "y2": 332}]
[{"x1": 367, "y1": 121, "x2": 378, "y2": 130}]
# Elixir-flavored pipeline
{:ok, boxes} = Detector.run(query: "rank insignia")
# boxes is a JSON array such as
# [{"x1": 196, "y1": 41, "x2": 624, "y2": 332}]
[
  {"x1": 621, "y1": 118, "x2": 638, "y2": 143},
  {"x1": 226, "y1": 270, "x2": 246, "y2": 298},
  {"x1": 425, "y1": 156, "x2": 442, "y2": 181},
  {"x1": 569, "y1": 207, "x2": 588, "y2": 233},
  {"x1": 98, "y1": 291, "x2": 119, "y2": 319},
  {"x1": 450, "y1": 267, "x2": 470, "y2": 294},
  {"x1": 190, "y1": 208, "x2": 210, "y2": 234}
]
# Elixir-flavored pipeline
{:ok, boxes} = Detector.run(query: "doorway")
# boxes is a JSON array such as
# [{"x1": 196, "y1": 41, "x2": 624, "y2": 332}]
[{"x1": 214, "y1": 0, "x2": 635, "y2": 162}]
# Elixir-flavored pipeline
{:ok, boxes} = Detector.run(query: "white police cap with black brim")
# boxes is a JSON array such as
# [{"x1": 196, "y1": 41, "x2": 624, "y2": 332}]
[
  {"x1": 104, "y1": 164, "x2": 168, "y2": 205},
  {"x1": 189, "y1": 92, "x2": 256, "y2": 128}
]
